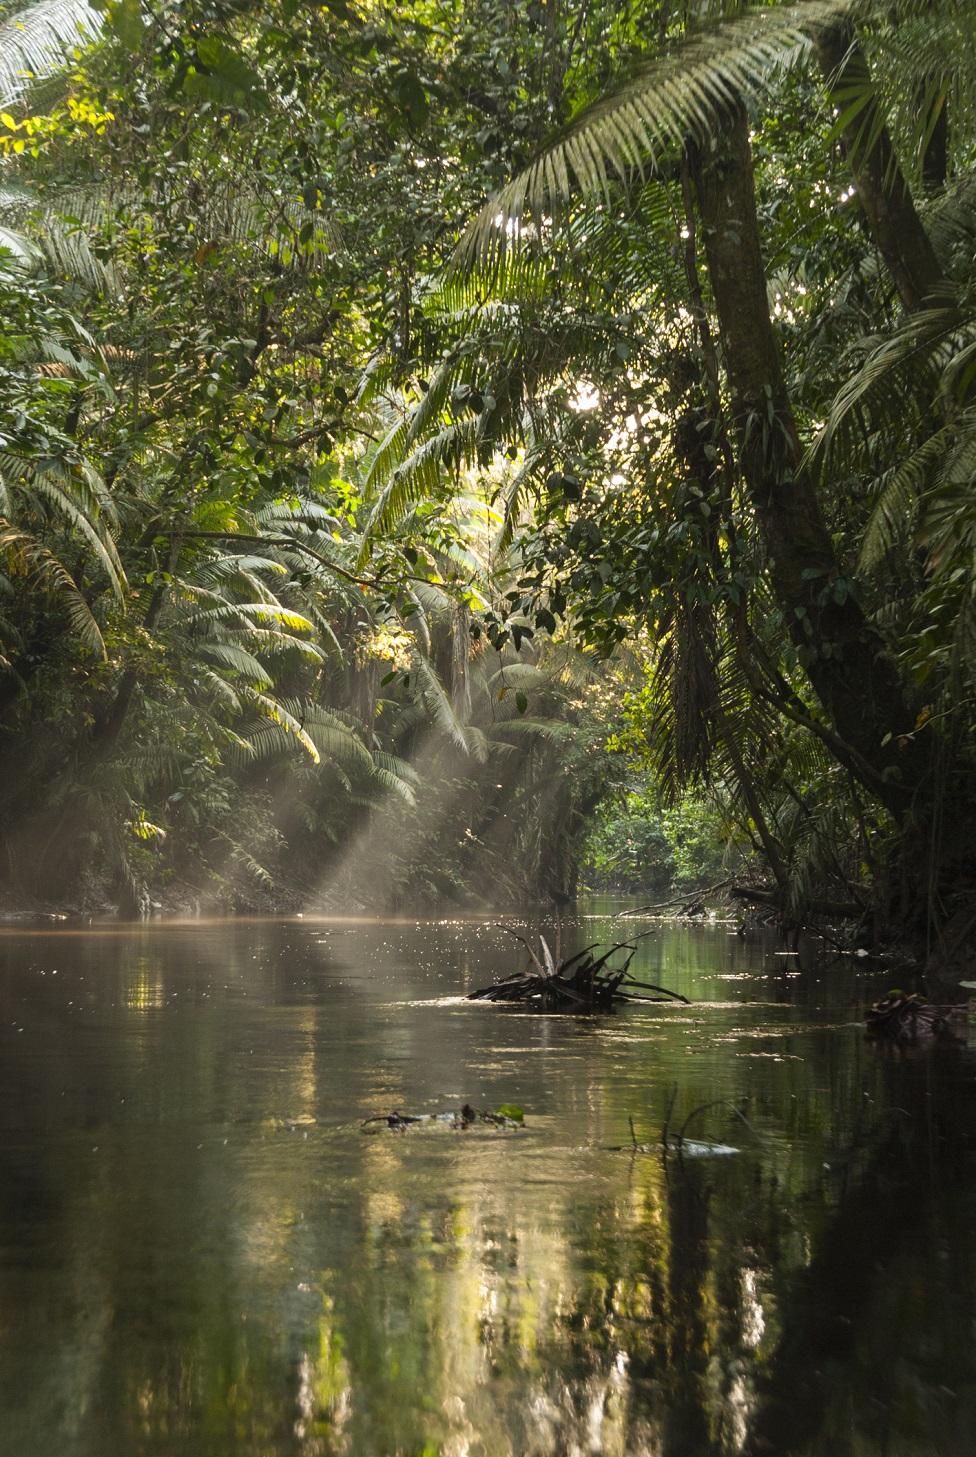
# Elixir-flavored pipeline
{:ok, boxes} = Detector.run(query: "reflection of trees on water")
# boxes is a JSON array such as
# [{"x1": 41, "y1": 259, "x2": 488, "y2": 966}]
[
  {"x1": 0, "y1": 922, "x2": 974, "y2": 1455},
  {"x1": 741, "y1": 1049, "x2": 976, "y2": 1457},
  {"x1": 291, "y1": 1147, "x2": 794, "y2": 1454}
]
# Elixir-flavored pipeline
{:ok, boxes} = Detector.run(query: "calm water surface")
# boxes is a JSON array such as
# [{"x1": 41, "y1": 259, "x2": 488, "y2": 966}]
[{"x1": 1, "y1": 903, "x2": 974, "y2": 1456}]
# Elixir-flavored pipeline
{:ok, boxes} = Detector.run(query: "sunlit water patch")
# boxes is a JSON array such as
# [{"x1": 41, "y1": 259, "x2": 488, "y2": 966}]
[{"x1": 1, "y1": 905, "x2": 974, "y2": 1455}]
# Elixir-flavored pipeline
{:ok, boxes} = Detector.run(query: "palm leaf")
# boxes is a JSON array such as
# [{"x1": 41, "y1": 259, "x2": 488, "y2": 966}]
[
  {"x1": 295, "y1": 702, "x2": 374, "y2": 770},
  {"x1": 813, "y1": 300, "x2": 964, "y2": 465},
  {"x1": 360, "y1": 419, "x2": 480, "y2": 545},
  {"x1": 0, "y1": 521, "x2": 105, "y2": 653},
  {"x1": 0, "y1": 0, "x2": 101, "y2": 111},
  {"x1": 182, "y1": 601, "x2": 315, "y2": 633},
  {"x1": 411, "y1": 653, "x2": 488, "y2": 760},
  {"x1": 858, "y1": 423, "x2": 953, "y2": 566},
  {"x1": 487, "y1": 717, "x2": 577, "y2": 743},
  {"x1": 457, "y1": 0, "x2": 855, "y2": 271},
  {"x1": 11, "y1": 457, "x2": 125, "y2": 594},
  {"x1": 487, "y1": 663, "x2": 551, "y2": 694},
  {"x1": 244, "y1": 691, "x2": 321, "y2": 762},
  {"x1": 197, "y1": 642, "x2": 273, "y2": 687}
]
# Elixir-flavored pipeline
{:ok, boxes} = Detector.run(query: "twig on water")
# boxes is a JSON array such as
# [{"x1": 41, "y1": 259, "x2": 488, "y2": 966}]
[{"x1": 674, "y1": 1099, "x2": 759, "y2": 1162}]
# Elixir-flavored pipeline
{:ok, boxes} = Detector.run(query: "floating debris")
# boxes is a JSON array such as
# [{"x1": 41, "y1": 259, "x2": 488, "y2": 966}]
[
  {"x1": 609, "y1": 1094, "x2": 753, "y2": 1160},
  {"x1": 866, "y1": 991, "x2": 968, "y2": 1043},
  {"x1": 361, "y1": 1104, "x2": 524, "y2": 1133},
  {"x1": 679, "y1": 1140, "x2": 740, "y2": 1158},
  {"x1": 468, "y1": 929, "x2": 689, "y2": 1012}
]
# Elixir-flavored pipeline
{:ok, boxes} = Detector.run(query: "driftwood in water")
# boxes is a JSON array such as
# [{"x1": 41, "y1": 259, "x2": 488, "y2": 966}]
[
  {"x1": 616, "y1": 878, "x2": 735, "y2": 919},
  {"x1": 468, "y1": 930, "x2": 689, "y2": 1011},
  {"x1": 865, "y1": 991, "x2": 968, "y2": 1043},
  {"x1": 728, "y1": 884, "x2": 864, "y2": 920},
  {"x1": 361, "y1": 1104, "x2": 524, "y2": 1132}
]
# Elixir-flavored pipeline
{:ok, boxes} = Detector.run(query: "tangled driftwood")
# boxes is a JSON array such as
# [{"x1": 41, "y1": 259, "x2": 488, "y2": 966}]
[
  {"x1": 468, "y1": 929, "x2": 689, "y2": 1011},
  {"x1": 865, "y1": 991, "x2": 968, "y2": 1043},
  {"x1": 361, "y1": 1104, "x2": 524, "y2": 1132}
]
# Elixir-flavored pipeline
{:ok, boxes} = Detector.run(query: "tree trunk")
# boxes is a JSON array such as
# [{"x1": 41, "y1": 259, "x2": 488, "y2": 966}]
[
  {"x1": 815, "y1": 22, "x2": 947, "y2": 310},
  {"x1": 690, "y1": 107, "x2": 925, "y2": 820},
  {"x1": 919, "y1": 84, "x2": 948, "y2": 191}
]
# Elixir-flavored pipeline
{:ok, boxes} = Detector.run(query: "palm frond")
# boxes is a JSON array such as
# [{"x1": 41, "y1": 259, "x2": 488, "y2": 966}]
[
  {"x1": 0, "y1": 222, "x2": 41, "y2": 267},
  {"x1": 457, "y1": 0, "x2": 854, "y2": 271},
  {"x1": 256, "y1": 499, "x2": 343, "y2": 531},
  {"x1": 921, "y1": 420, "x2": 976, "y2": 576},
  {"x1": 0, "y1": 183, "x2": 117, "y2": 289},
  {"x1": 243, "y1": 691, "x2": 321, "y2": 762},
  {"x1": 813, "y1": 300, "x2": 966, "y2": 465},
  {"x1": 487, "y1": 663, "x2": 551, "y2": 694},
  {"x1": 361, "y1": 419, "x2": 480, "y2": 544},
  {"x1": 493, "y1": 448, "x2": 544, "y2": 552},
  {"x1": 182, "y1": 601, "x2": 315, "y2": 633},
  {"x1": 372, "y1": 750, "x2": 421, "y2": 789},
  {"x1": 411, "y1": 653, "x2": 487, "y2": 760},
  {"x1": 7, "y1": 455, "x2": 125, "y2": 594},
  {"x1": 0, "y1": 521, "x2": 105, "y2": 653},
  {"x1": 858, "y1": 423, "x2": 953, "y2": 566},
  {"x1": 0, "y1": 0, "x2": 101, "y2": 111},
  {"x1": 197, "y1": 642, "x2": 273, "y2": 687},
  {"x1": 0, "y1": 450, "x2": 124, "y2": 594},
  {"x1": 294, "y1": 702, "x2": 374, "y2": 770},
  {"x1": 487, "y1": 717, "x2": 577, "y2": 743},
  {"x1": 370, "y1": 765, "x2": 417, "y2": 804},
  {"x1": 196, "y1": 667, "x2": 243, "y2": 713}
]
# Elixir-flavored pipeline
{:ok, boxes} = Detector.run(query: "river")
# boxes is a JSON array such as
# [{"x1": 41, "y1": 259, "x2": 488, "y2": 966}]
[{"x1": 1, "y1": 903, "x2": 974, "y2": 1456}]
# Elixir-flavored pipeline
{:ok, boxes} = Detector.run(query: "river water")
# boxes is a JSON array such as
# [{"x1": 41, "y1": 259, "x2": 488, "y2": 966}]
[{"x1": 1, "y1": 903, "x2": 974, "y2": 1456}]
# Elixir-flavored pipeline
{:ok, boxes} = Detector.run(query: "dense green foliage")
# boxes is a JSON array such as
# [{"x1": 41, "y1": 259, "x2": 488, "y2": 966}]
[
  {"x1": 583, "y1": 782, "x2": 745, "y2": 895},
  {"x1": 0, "y1": 0, "x2": 620, "y2": 909},
  {"x1": 0, "y1": 0, "x2": 974, "y2": 958}
]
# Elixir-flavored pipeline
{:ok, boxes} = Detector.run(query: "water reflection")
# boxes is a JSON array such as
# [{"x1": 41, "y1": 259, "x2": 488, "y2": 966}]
[{"x1": 0, "y1": 910, "x2": 973, "y2": 1455}]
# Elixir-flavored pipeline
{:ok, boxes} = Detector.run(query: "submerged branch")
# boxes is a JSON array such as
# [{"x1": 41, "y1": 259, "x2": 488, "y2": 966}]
[{"x1": 470, "y1": 934, "x2": 688, "y2": 1012}]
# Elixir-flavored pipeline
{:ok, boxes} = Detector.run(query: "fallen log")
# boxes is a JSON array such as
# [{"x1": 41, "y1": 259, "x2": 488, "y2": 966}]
[
  {"x1": 729, "y1": 885, "x2": 864, "y2": 919},
  {"x1": 616, "y1": 878, "x2": 734, "y2": 918}
]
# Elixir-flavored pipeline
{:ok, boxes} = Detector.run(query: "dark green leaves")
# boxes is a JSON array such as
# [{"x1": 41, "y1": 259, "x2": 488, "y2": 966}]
[
  {"x1": 96, "y1": 0, "x2": 143, "y2": 51},
  {"x1": 184, "y1": 37, "x2": 263, "y2": 108},
  {"x1": 546, "y1": 471, "x2": 581, "y2": 502},
  {"x1": 391, "y1": 66, "x2": 429, "y2": 131}
]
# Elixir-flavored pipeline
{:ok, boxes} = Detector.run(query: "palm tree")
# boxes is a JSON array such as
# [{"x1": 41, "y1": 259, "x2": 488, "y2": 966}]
[{"x1": 345, "y1": 0, "x2": 976, "y2": 940}]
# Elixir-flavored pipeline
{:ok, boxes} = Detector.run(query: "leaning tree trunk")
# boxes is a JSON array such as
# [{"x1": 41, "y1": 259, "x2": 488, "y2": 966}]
[
  {"x1": 690, "y1": 106, "x2": 928, "y2": 822},
  {"x1": 815, "y1": 21, "x2": 948, "y2": 311}
]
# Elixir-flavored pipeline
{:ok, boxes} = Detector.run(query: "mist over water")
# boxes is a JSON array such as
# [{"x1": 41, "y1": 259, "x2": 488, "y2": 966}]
[{"x1": 1, "y1": 904, "x2": 974, "y2": 1456}]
